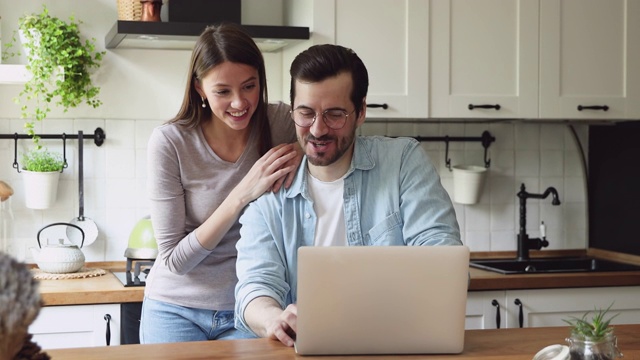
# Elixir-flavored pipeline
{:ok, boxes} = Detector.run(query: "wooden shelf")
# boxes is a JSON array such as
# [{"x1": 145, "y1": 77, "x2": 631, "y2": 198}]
[{"x1": 0, "y1": 64, "x2": 30, "y2": 84}]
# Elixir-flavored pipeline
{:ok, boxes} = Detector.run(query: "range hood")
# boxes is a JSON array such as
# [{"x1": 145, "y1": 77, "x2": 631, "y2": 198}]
[{"x1": 105, "y1": 21, "x2": 310, "y2": 52}]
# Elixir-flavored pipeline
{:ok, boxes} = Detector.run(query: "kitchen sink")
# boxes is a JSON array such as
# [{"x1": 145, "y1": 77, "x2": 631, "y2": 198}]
[{"x1": 470, "y1": 257, "x2": 640, "y2": 274}]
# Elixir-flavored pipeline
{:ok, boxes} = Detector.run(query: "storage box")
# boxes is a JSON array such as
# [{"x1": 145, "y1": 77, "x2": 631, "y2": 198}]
[{"x1": 168, "y1": 0, "x2": 241, "y2": 23}]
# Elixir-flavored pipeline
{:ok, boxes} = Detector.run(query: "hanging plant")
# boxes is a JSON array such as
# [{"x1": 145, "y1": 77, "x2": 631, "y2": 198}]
[{"x1": 4, "y1": 5, "x2": 105, "y2": 149}]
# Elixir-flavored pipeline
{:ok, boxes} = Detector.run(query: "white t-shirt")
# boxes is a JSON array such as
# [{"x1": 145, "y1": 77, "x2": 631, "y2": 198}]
[{"x1": 307, "y1": 171, "x2": 347, "y2": 246}]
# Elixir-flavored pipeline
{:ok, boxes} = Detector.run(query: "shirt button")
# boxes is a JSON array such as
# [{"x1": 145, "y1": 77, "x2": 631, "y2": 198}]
[{"x1": 305, "y1": 213, "x2": 311, "y2": 219}]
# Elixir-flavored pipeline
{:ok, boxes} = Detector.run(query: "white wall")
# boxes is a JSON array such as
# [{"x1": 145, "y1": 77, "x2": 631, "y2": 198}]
[
  {"x1": 0, "y1": 0, "x2": 588, "y2": 263},
  {"x1": 359, "y1": 121, "x2": 589, "y2": 252}
]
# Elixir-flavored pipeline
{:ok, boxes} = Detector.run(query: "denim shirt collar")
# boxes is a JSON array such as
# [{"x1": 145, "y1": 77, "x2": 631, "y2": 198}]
[{"x1": 284, "y1": 136, "x2": 375, "y2": 199}]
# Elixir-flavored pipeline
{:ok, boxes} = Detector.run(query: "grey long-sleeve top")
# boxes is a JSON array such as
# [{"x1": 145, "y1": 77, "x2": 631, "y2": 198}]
[{"x1": 144, "y1": 102, "x2": 295, "y2": 311}]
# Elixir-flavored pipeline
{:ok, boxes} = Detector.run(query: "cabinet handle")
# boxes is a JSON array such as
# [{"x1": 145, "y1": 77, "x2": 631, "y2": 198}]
[
  {"x1": 104, "y1": 314, "x2": 112, "y2": 346},
  {"x1": 468, "y1": 104, "x2": 501, "y2": 111},
  {"x1": 491, "y1": 299, "x2": 501, "y2": 329},
  {"x1": 367, "y1": 103, "x2": 389, "y2": 109},
  {"x1": 577, "y1": 105, "x2": 609, "y2": 111},
  {"x1": 514, "y1": 299, "x2": 524, "y2": 328}
]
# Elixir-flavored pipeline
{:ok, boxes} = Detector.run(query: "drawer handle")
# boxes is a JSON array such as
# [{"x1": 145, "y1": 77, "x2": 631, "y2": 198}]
[
  {"x1": 468, "y1": 104, "x2": 501, "y2": 111},
  {"x1": 514, "y1": 298, "x2": 524, "y2": 328},
  {"x1": 577, "y1": 105, "x2": 609, "y2": 111},
  {"x1": 104, "y1": 314, "x2": 112, "y2": 346},
  {"x1": 491, "y1": 299, "x2": 501, "y2": 329},
  {"x1": 367, "y1": 103, "x2": 389, "y2": 109}
]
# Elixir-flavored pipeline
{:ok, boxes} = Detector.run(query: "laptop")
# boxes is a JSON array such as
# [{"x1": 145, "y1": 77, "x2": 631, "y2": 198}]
[{"x1": 295, "y1": 245, "x2": 470, "y2": 355}]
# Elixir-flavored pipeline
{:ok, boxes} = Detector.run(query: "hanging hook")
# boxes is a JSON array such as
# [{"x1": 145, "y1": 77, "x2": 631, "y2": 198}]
[
  {"x1": 444, "y1": 136, "x2": 452, "y2": 171},
  {"x1": 481, "y1": 131, "x2": 495, "y2": 168},
  {"x1": 61, "y1": 133, "x2": 68, "y2": 172},
  {"x1": 13, "y1": 133, "x2": 21, "y2": 173}
]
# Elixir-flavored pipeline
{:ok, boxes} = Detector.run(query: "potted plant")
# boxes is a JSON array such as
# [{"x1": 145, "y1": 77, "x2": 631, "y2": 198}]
[
  {"x1": 3, "y1": 5, "x2": 104, "y2": 209},
  {"x1": 21, "y1": 148, "x2": 65, "y2": 209},
  {"x1": 564, "y1": 304, "x2": 623, "y2": 360},
  {"x1": 5, "y1": 5, "x2": 105, "y2": 140}
]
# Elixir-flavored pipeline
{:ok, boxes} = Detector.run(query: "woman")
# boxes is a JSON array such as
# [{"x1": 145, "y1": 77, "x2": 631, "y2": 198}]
[{"x1": 140, "y1": 23, "x2": 301, "y2": 343}]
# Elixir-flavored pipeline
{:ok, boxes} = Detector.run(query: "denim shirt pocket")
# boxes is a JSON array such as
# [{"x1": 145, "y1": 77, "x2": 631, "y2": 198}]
[{"x1": 366, "y1": 212, "x2": 404, "y2": 245}]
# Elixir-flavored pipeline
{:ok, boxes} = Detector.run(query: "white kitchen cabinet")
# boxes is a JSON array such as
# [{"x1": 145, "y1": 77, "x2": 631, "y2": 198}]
[
  {"x1": 298, "y1": 0, "x2": 429, "y2": 118},
  {"x1": 336, "y1": 0, "x2": 429, "y2": 118},
  {"x1": 539, "y1": 0, "x2": 640, "y2": 119},
  {"x1": 504, "y1": 287, "x2": 640, "y2": 328},
  {"x1": 467, "y1": 286, "x2": 640, "y2": 330},
  {"x1": 466, "y1": 291, "x2": 505, "y2": 330},
  {"x1": 430, "y1": 0, "x2": 539, "y2": 119},
  {"x1": 29, "y1": 304, "x2": 120, "y2": 349}
]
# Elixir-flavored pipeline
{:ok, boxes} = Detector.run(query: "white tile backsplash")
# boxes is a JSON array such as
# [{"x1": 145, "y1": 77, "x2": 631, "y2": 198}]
[
  {"x1": 1, "y1": 120, "x2": 589, "y2": 261},
  {"x1": 359, "y1": 122, "x2": 589, "y2": 253}
]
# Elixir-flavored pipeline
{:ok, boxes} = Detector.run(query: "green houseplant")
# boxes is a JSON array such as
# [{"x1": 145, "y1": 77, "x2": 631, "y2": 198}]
[
  {"x1": 8, "y1": 5, "x2": 105, "y2": 147},
  {"x1": 3, "y1": 6, "x2": 104, "y2": 209},
  {"x1": 564, "y1": 304, "x2": 622, "y2": 360},
  {"x1": 21, "y1": 148, "x2": 65, "y2": 172},
  {"x1": 21, "y1": 148, "x2": 65, "y2": 209}
]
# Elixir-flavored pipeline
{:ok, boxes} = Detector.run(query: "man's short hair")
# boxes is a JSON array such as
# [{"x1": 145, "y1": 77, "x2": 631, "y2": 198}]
[{"x1": 289, "y1": 44, "x2": 369, "y2": 118}]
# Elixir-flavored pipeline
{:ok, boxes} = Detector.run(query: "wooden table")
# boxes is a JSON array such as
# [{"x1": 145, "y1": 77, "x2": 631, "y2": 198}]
[{"x1": 46, "y1": 324, "x2": 640, "y2": 359}]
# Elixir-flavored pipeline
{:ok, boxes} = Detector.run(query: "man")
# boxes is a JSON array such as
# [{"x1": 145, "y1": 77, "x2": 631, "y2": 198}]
[{"x1": 234, "y1": 44, "x2": 461, "y2": 346}]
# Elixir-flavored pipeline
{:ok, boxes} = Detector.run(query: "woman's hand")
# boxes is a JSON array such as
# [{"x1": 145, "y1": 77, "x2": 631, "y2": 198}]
[
  {"x1": 231, "y1": 143, "x2": 297, "y2": 206},
  {"x1": 272, "y1": 142, "x2": 304, "y2": 192}
]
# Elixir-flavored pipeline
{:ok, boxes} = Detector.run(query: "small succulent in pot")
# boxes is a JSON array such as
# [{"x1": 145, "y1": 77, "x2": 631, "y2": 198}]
[{"x1": 564, "y1": 304, "x2": 622, "y2": 360}]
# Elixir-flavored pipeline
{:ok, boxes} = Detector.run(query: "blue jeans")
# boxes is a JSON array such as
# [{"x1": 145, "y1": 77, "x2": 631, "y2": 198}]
[{"x1": 140, "y1": 297, "x2": 256, "y2": 344}]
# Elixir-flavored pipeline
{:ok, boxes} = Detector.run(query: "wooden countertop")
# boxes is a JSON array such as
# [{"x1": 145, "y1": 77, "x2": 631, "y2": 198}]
[
  {"x1": 45, "y1": 324, "x2": 640, "y2": 359},
  {"x1": 37, "y1": 249, "x2": 640, "y2": 306},
  {"x1": 37, "y1": 262, "x2": 144, "y2": 305}
]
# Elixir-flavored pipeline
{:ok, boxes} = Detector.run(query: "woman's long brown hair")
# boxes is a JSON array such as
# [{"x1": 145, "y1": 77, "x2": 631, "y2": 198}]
[{"x1": 169, "y1": 23, "x2": 272, "y2": 156}]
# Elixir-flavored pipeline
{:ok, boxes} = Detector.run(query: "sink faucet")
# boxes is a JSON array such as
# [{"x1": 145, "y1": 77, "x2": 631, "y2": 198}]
[{"x1": 516, "y1": 183, "x2": 561, "y2": 261}]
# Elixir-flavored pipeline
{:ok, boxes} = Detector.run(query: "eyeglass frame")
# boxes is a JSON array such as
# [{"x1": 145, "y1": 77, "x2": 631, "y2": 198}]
[{"x1": 289, "y1": 107, "x2": 357, "y2": 130}]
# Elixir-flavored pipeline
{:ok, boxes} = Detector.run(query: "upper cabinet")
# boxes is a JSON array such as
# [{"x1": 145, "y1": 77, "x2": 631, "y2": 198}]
[
  {"x1": 301, "y1": 0, "x2": 429, "y2": 118},
  {"x1": 539, "y1": 0, "x2": 640, "y2": 119},
  {"x1": 431, "y1": 0, "x2": 640, "y2": 120},
  {"x1": 430, "y1": 0, "x2": 539, "y2": 119},
  {"x1": 336, "y1": 0, "x2": 429, "y2": 118}
]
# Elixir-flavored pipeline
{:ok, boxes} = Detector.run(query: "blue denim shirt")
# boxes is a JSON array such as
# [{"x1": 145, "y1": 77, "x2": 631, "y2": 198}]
[{"x1": 234, "y1": 136, "x2": 461, "y2": 334}]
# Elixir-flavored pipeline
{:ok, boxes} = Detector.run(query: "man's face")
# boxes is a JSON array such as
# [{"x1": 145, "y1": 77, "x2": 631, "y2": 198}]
[{"x1": 292, "y1": 72, "x2": 365, "y2": 170}]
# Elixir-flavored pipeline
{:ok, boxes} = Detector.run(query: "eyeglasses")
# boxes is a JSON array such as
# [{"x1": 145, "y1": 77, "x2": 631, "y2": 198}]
[{"x1": 290, "y1": 108, "x2": 356, "y2": 130}]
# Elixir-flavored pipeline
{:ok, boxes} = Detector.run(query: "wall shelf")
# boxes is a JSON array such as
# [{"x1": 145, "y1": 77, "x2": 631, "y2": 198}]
[{"x1": 0, "y1": 64, "x2": 30, "y2": 84}]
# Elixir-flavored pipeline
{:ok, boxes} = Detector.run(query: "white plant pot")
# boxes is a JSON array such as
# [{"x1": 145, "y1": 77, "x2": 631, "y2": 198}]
[
  {"x1": 22, "y1": 170, "x2": 60, "y2": 209},
  {"x1": 451, "y1": 165, "x2": 488, "y2": 205}
]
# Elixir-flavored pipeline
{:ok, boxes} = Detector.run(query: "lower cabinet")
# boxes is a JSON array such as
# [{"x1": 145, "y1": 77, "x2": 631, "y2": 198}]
[
  {"x1": 466, "y1": 286, "x2": 640, "y2": 330},
  {"x1": 29, "y1": 304, "x2": 120, "y2": 349}
]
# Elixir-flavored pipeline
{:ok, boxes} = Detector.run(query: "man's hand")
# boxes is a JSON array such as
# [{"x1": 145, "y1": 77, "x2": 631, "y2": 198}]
[
  {"x1": 264, "y1": 304, "x2": 298, "y2": 347},
  {"x1": 244, "y1": 297, "x2": 298, "y2": 347}
]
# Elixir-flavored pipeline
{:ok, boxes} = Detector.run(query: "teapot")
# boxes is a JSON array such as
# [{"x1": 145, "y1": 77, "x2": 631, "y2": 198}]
[{"x1": 31, "y1": 222, "x2": 86, "y2": 274}]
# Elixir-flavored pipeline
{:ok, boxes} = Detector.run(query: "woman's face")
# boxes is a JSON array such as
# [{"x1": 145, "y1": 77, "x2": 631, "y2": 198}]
[{"x1": 196, "y1": 61, "x2": 260, "y2": 131}]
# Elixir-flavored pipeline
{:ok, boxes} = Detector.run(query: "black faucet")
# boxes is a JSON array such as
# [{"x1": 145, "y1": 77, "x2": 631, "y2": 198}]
[{"x1": 516, "y1": 183, "x2": 561, "y2": 261}]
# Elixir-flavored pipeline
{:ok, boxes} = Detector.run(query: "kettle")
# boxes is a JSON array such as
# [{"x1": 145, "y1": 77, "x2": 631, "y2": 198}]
[
  {"x1": 124, "y1": 216, "x2": 158, "y2": 259},
  {"x1": 31, "y1": 223, "x2": 85, "y2": 274}
]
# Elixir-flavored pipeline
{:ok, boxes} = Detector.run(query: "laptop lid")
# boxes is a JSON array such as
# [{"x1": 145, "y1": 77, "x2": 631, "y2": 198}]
[{"x1": 295, "y1": 245, "x2": 470, "y2": 355}]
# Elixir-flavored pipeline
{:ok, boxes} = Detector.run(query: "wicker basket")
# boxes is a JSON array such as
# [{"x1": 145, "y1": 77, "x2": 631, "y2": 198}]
[{"x1": 117, "y1": 0, "x2": 142, "y2": 21}]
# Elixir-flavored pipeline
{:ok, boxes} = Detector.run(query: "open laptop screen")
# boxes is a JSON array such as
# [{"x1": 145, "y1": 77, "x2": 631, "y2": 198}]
[{"x1": 295, "y1": 245, "x2": 470, "y2": 355}]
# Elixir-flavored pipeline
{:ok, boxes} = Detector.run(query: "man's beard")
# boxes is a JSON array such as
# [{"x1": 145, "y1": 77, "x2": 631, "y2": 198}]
[{"x1": 303, "y1": 130, "x2": 355, "y2": 167}]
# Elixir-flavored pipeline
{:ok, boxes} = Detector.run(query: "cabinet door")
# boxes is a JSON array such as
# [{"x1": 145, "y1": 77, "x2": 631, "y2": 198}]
[
  {"x1": 335, "y1": 0, "x2": 429, "y2": 118},
  {"x1": 430, "y1": 0, "x2": 539, "y2": 118},
  {"x1": 539, "y1": 0, "x2": 640, "y2": 119},
  {"x1": 466, "y1": 291, "x2": 506, "y2": 330},
  {"x1": 29, "y1": 304, "x2": 121, "y2": 349},
  {"x1": 505, "y1": 287, "x2": 640, "y2": 328}
]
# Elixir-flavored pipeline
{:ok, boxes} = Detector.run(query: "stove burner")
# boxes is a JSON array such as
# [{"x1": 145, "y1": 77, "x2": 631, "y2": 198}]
[{"x1": 113, "y1": 258, "x2": 154, "y2": 287}]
